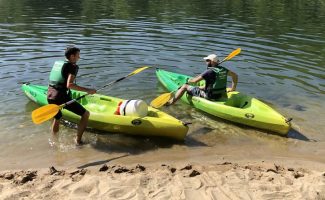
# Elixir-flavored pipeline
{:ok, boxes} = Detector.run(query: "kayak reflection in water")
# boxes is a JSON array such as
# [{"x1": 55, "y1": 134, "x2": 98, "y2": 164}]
[
  {"x1": 166, "y1": 54, "x2": 238, "y2": 105},
  {"x1": 47, "y1": 46, "x2": 96, "y2": 145}
]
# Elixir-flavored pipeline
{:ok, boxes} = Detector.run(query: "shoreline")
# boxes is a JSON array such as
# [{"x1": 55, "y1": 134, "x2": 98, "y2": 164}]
[
  {"x1": 1, "y1": 136, "x2": 325, "y2": 171},
  {"x1": 1, "y1": 159, "x2": 324, "y2": 200}
]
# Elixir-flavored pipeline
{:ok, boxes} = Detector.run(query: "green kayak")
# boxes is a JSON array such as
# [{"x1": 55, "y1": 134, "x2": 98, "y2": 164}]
[
  {"x1": 156, "y1": 69, "x2": 291, "y2": 135},
  {"x1": 22, "y1": 83, "x2": 188, "y2": 140}
]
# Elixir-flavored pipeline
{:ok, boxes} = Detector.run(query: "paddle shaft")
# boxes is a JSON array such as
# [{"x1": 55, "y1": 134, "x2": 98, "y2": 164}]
[
  {"x1": 95, "y1": 67, "x2": 147, "y2": 91},
  {"x1": 97, "y1": 76, "x2": 127, "y2": 91},
  {"x1": 206, "y1": 55, "x2": 231, "y2": 69},
  {"x1": 206, "y1": 48, "x2": 241, "y2": 69},
  {"x1": 63, "y1": 76, "x2": 129, "y2": 107},
  {"x1": 218, "y1": 58, "x2": 228, "y2": 65}
]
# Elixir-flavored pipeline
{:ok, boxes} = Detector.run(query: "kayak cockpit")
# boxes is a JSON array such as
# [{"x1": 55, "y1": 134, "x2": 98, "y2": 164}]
[{"x1": 223, "y1": 92, "x2": 251, "y2": 109}]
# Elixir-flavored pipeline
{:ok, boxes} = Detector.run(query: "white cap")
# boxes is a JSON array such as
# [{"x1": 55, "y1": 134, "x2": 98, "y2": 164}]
[{"x1": 203, "y1": 54, "x2": 218, "y2": 62}]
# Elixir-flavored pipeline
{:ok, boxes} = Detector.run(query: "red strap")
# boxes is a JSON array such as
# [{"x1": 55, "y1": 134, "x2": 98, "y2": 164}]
[{"x1": 114, "y1": 101, "x2": 123, "y2": 115}]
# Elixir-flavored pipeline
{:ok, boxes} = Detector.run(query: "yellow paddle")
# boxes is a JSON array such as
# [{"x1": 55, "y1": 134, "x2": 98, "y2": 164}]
[
  {"x1": 32, "y1": 66, "x2": 149, "y2": 124},
  {"x1": 150, "y1": 91, "x2": 175, "y2": 109},
  {"x1": 219, "y1": 48, "x2": 241, "y2": 64},
  {"x1": 150, "y1": 48, "x2": 241, "y2": 108}
]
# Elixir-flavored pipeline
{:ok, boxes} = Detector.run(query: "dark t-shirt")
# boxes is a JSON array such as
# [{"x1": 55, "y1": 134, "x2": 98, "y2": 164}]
[
  {"x1": 201, "y1": 69, "x2": 217, "y2": 91},
  {"x1": 47, "y1": 62, "x2": 79, "y2": 100},
  {"x1": 201, "y1": 67, "x2": 229, "y2": 91},
  {"x1": 61, "y1": 62, "x2": 79, "y2": 88}
]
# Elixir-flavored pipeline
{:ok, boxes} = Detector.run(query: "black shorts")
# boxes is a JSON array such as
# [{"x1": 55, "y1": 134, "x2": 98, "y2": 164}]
[
  {"x1": 47, "y1": 88, "x2": 86, "y2": 120},
  {"x1": 187, "y1": 86, "x2": 207, "y2": 98},
  {"x1": 187, "y1": 86, "x2": 224, "y2": 100}
]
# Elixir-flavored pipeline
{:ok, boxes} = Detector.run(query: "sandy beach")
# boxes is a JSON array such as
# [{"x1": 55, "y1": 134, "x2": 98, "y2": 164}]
[{"x1": 1, "y1": 158, "x2": 324, "y2": 200}]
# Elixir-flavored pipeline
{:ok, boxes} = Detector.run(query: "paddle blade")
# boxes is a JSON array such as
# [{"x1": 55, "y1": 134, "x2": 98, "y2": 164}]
[
  {"x1": 31, "y1": 104, "x2": 60, "y2": 124},
  {"x1": 150, "y1": 92, "x2": 173, "y2": 108},
  {"x1": 223, "y1": 48, "x2": 241, "y2": 62},
  {"x1": 127, "y1": 66, "x2": 150, "y2": 77}
]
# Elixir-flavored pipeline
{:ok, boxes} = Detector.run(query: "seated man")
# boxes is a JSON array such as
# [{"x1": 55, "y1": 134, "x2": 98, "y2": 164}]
[{"x1": 167, "y1": 54, "x2": 238, "y2": 105}]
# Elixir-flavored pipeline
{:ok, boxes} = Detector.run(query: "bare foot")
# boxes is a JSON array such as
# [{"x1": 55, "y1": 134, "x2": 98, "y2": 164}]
[
  {"x1": 165, "y1": 98, "x2": 174, "y2": 106},
  {"x1": 74, "y1": 138, "x2": 84, "y2": 146}
]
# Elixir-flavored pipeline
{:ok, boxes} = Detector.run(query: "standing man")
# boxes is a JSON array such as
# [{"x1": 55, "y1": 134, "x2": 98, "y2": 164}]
[
  {"x1": 47, "y1": 47, "x2": 96, "y2": 145},
  {"x1": 167, "y1": 54, "x2": 238, "y2": 105}
]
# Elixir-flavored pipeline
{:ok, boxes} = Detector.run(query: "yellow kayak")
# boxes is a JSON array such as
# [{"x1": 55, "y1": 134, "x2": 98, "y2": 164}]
[
  {"x1": 156, "y1": 69, "x2": 291, "y2": 135},
  {"x1": 22, "y1": 83, "x2": 188, "y2": 140}
]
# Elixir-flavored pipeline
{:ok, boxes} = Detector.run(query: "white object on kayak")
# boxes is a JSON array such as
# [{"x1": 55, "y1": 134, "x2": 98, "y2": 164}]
[{"x1": 117, "y1": 100, "x2": 148, "y2": 117}]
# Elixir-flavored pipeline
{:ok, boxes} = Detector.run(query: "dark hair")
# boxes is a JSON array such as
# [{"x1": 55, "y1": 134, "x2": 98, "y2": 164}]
[{"x1": 65, "y1": 47, "x2": 80, "y2": 59}]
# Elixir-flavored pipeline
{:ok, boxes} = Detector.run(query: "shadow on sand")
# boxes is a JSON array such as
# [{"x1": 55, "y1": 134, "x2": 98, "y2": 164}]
[{"x1": 77, "y1": 154, "x2": 130, "y2": 169}]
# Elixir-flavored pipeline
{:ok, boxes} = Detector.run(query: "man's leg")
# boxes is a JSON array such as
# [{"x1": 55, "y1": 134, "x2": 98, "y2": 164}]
[
  {"x1": 167, "y1": 84, "x2": 190, "y2": 105},
  {"x1": 51, "y1": 118, "x2": 60, "y2": 134},
  {"x1": 76, "y1": 110, "x2": 90, "y2": 145},
  {"x1": 47, "y1": 99, "x2": 61, "y2": 135},
  {"x1": 64, "y1": 100, "x2": 89, "y2": 145}
]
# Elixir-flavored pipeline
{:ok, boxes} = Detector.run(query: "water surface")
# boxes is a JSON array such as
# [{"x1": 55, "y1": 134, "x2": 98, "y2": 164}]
[{"x1": 0, "y1": 0, "x2": 324, "y2": 170}]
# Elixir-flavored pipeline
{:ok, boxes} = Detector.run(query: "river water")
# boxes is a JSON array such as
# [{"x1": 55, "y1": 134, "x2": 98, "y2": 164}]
[{"x1": 0, "y1": 0, "x2": 324, "y2": 170}]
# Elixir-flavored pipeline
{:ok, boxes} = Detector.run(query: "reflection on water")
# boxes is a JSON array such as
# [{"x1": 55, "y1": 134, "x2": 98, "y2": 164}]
[{"x1": 0, "y1": 0, "x2": 324, "y2": 169}]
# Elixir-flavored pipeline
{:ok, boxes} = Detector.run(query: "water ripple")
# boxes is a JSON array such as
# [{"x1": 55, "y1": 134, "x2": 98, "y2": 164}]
[{"x1": 0, "y1": 1, "x2": 324, "y2": 149}]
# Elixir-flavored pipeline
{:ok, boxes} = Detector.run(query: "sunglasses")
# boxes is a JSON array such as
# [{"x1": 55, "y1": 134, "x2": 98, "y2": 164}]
[{"x1": 205, "y1": 59, "x2": 211, "y2": 62}]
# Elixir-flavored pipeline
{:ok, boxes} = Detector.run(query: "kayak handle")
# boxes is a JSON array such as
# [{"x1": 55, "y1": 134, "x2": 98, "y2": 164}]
[
  {"x1": 183, "y1": 122, "x2": 192, "y2": 126},
  {"x1": 285, "y1": 118, "x2": 293, "y2": 123}
]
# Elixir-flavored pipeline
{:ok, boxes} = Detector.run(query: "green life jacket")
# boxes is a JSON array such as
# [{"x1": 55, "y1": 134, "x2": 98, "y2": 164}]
[
  {"x1": 49, "y1": 60, "x2": 67, "y2": 89},
  {"x1": 206, "y1": 66, "x2": 228, "y2": 98}
]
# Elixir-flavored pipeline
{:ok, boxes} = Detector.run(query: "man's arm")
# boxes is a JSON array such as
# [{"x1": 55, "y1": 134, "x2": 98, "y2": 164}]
[
  {"x1": 67, "y1": 74, "x2": 96, "y2": 94},
  {"x1": 227, "y1": 70, "x2": 238, "y2": 92},
  {"x1": 188, "y1": 75, "x2": 205, "y2": 90}
]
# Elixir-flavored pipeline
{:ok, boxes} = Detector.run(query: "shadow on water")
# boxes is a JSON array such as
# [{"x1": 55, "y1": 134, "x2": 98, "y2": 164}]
[
  {"x1": 248, "y1": 126, "x2": 314, "y2": 142},
  {"x1": 287, "y1": 128, "x2": 317, "y2": 142},
  {"x1": 75, "y1": 130, "x2": 207, "y2": 169},
  {"x1": 24, "y1": 99, "x2": 40, "y2": 112},
  {"x1": 186, "y1": 107, "x2": 313, "y2": 142},
  {"x1": 75, "y1": 119, "x2": 314, "y2": 169},
  {"x1": 89, "y1": 130, "x2": 208, "y2": 154}
]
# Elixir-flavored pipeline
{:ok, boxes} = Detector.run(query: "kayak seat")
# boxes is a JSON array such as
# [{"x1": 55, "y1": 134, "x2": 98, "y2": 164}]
[
  {"x1": 240, "y1": 101, "x2": 249, "y2": 108},
  {"x1": 224, "y1": 98, "x2": 237, "y2": 107},
  {"x1": 71, "y1": 92, "x2": 88, "y2": 105},
  {"x1": 225, "y1": 94, "x2": 249, "y2": 108},
  {"x1": 71, "y1": 92, "x2": 79, "y2": 99}
]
